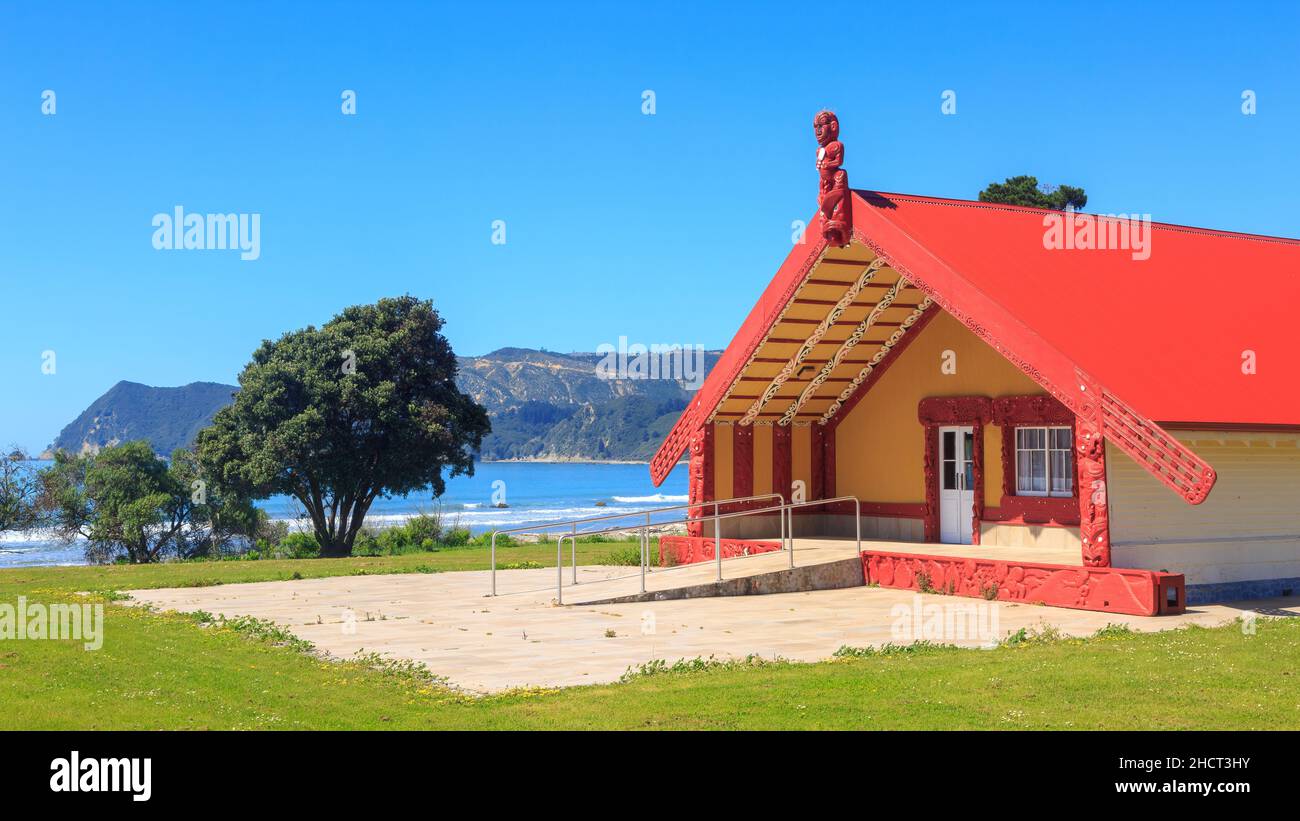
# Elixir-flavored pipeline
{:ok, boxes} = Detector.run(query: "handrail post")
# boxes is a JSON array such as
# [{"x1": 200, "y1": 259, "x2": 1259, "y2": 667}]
[
  {"x1": 780, "y1": 504, "x2": 790, "y2": 566},
  {"x1": 641, "y1": 512, "x2": 649, "y2": 593},
  {"x1": 556, "y1": 535, "x2": 563, "y2": 605},
  {"x1": 487, "y1": 492, "x2": 786, "y2": 597},
  {"x1": 855, "y1": 498, "x2": 862, "y2": 558},
  {"x1": 714, "y1": 501, "x2": 722, "y2": 584},
  {"x1": 571, "y1": 522, "x2": 578, "y2": 585}
]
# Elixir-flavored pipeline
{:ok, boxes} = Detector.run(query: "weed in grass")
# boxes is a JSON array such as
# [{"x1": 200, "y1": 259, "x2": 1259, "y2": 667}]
[
  {"x1": 84, "y1": 588, "x2": 132, "y2": 602},
  {"x1": 1091, "y1": 623, "x2": 1136, "y2": 639},
  {"x1": 1002, "y1": 622, "x2": 1064, "y2": 646},
  {"x1": 184, "y1": 612, "x2": 317, "y2": 653},
  {"x1": 351, "y1": 651, "x2": 449, "y2": 688},
  {"x1": 619, "y1": 654, "x2": 786, "y2": 683},
  {"x1": 833, "y1": 641, "x2": 959, "y2": 658}
]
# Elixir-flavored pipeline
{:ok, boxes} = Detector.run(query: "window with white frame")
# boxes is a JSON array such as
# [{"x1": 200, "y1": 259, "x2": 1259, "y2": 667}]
[{"x1": 1014, "y1": 426, "x2": 1073, "y2": 497}]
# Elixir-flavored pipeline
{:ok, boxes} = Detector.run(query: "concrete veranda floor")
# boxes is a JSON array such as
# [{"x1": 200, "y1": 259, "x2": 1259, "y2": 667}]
[{"x1": 126, "y1": 541, "x2": 1300, "y2": 693}]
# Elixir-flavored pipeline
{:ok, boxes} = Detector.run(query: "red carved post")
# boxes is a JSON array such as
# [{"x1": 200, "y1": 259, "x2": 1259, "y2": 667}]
[
  {"x1": 809, "y1": 423, "x2": 825, "y2": 501},
  {"x1": 733, "y1": 424, "x2": 754, "y2": 498},
  {"x1": 972, "y1": 425, "x2": 984, "y2": 546},
  {"x1": 1000, "y1": 422, "x2": 1015, "y2": 498},
  {"x1": 686, "y1": 425, "x2": 713, "y2": 538},
  {"x1": 1076, "y1": 422, "x2": 1111, "y2": 567},
  {"x1": 1073, "y1": 372, "x2": 1112, "y2": 567},
  {"x1": 922, "y1": 423, "x2": 939, "y2": 542},
  {"x1": 822, "y1": 424, "x2": 836, "y2": 498},
  {"x1": 702, "y1": 425, "x2": 714, "y2": 506},
  {"x1": 773, "y1": 425, "x2": 792, "y2": 503},
  {"x1": 814, "y1": 110, "x2": 853, "y2": 247}
]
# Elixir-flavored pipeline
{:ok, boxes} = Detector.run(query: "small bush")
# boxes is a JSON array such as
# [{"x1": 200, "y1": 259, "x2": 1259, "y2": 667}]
[
  {"x1": 599, "y1": 543, "x2": 645, "y2": 566},
  {"x1": 257, "y1": 518, "x2": 291, "y2": 547},
  {"x1": 442, "y1": 527, "x2": 472, "y2": 547},
  {"x1": 403, "y1": 513, "x2": 443, "y2": 545},
  {"x1": 278, "y1": 532, "x2": 321, "y2": 559}
]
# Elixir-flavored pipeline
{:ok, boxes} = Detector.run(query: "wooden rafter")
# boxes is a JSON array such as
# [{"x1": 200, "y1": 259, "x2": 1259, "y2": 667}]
[
  {"x1": 736, "y1": 258, "x2": 888, "y2": 426},
  {"x1": 777, "y1": 278, "x2": 909, "y2": 425}
]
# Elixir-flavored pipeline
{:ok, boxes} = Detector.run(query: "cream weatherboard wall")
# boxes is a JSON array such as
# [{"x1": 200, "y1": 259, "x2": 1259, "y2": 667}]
[{"x1": 1107, "y1": 431, "x2": 1300, "y2": 588}]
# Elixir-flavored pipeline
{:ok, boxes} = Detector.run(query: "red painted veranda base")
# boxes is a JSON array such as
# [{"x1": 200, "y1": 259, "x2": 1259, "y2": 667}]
[
  {"x1": 861, "y1": 549, "x2": 1178, "y2": 617},
  {"x1": 658, "y1": 536, "x2": 782, "y2": 567}
]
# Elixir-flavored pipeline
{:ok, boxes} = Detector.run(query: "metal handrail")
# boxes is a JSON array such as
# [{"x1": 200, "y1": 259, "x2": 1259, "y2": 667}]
[
  {"x1": 488, "y1": 492, "x2": 783, "y2": 595},
  {"x1": 549, "y1": 495, "x2": 862, "y2": 604}
]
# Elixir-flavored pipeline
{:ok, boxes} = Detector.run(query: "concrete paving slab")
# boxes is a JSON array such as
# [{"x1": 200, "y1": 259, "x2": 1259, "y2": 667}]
[{"x1": 126, "y1": 554, "x2": 1300, "y2": 693}]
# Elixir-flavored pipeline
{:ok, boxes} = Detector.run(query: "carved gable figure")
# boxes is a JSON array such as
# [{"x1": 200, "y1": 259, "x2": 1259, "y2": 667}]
[{"x1": 814, "y1": 110, "x2": 853, "y2": 246}]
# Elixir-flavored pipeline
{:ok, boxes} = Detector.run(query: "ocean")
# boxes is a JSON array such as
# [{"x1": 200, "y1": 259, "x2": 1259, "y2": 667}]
[{"x1": 0, "y1": 461, "x2": 688, "y2": 568}]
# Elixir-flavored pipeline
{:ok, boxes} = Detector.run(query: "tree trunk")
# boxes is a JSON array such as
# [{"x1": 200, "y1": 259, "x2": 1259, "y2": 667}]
[{"x1": 318, "y1": 539, "x2": 352, "y2": 558}]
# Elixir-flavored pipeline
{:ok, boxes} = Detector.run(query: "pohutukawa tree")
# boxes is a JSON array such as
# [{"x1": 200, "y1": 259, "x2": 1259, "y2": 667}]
[
  {"x1": 41, "y1": 442, "x2": 259, "y2": 564},
  {"x1": 197, "y1": 296, "x2": 490, "y2": 558},
  {"x1": 0, "y1": 448, "x2": 44, "y2": 534}
]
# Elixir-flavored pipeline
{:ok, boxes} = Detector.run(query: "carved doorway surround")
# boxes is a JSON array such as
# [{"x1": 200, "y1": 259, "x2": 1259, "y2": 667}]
[{"x1": 918, "y1": 396, "x2": 992, "y2": 544}]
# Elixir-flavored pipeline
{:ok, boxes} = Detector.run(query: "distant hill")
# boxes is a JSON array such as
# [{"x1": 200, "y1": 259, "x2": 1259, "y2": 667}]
[
  {"x1": 458, "y1": 348, "x2": 719, "y2": 461},
  {"x1": 45, "y1": 348, "x2": 719, "y2": 461},
  {"x1": 45, "y1": 381, "x2": 238, "y2": 457}
]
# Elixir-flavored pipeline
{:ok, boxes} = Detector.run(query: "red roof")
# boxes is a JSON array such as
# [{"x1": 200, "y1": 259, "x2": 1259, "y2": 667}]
[
  {"x1": 857, "y1": 191, "x2": 1300, "y2": 427},
  {"x1": 651, "y1": 190, "x2": 1300, "y2": 501}
]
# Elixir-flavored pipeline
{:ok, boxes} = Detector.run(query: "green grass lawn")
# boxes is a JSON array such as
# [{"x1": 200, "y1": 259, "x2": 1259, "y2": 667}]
[{"x1": 2, "y1": 545, "x2": 1298, "y2": 730}]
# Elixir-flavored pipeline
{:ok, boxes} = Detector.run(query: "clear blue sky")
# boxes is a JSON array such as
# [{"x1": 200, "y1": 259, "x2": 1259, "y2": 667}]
[{"x1": 2, "y1": 1, "x2": 1298, "y2": 452}]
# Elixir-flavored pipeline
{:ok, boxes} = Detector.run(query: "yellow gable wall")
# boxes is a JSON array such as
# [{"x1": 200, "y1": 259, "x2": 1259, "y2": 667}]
[
  {"x1": 753, "y1": 424, "x2": 773, "y2": 495},
  {"x1": 834, "y1": 310, "x2": 1045, "y2": 505},
  {"x1": 710, "y1": 423, "x2": 814, "y2": 502},
  {"x1": 792, "y1": 424, "x2": 812, "y2": 499}
]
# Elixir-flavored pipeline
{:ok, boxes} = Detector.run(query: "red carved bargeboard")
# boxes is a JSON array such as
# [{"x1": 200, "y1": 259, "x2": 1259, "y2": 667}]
[
  {"x1": 861, "y1": 550, "x2": 1165, "y2": 616},
  {"x1": 659, "y1": 536, "x2": 783, "y2": 567}
]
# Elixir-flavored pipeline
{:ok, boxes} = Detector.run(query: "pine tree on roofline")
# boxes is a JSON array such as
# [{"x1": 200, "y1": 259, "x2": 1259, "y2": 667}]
[{"x1": 979, "y1": 175, "x2": 1087, "y2": 211}]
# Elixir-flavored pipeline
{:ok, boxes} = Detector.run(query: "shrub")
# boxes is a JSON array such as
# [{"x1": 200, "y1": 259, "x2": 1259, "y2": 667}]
[
  {"x1": 599, "y1": 543, "x2": 645, "y2": 566},
  {"x1": 278, "y1": 532, "x2": 320, "y2": 559},
  {"x1": 403, "y1": 513, "x2": 443, "y2": 545},
  {"x1": 442, "y1": 527, "x2": 471, "y2": 547},
  {"x1": 352, "y1": 529, "x2": 383, "y2": 556},
  {"x1": 257, "y1": 517, "x2": 291, "y2": 548}
]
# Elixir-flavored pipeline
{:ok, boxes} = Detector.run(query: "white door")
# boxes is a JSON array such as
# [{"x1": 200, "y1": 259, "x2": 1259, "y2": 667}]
[{"x1": 938, "y1": 426, "x2": 975, "y2": 545}]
